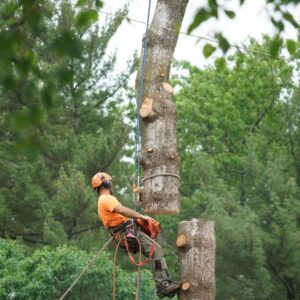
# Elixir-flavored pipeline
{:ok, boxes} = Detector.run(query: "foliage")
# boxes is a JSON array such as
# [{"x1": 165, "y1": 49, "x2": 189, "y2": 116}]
[
  {"x1": 1, "y1": 0, "x2": 300, "y2": 298},
  {"x1": 166, "y1": 36, "x2": 300, "y2": 299},
  {"x1": 0, "y1": 238, "x2": 157, "y2": 300},
  {"x1": 0, "y1": 0, "x2": 134, "y2": 155},
  {"x1": 0, "y1": 0, "x2": 135, "y2": 247},
  {"x1": 188, "y1": 0, "x2": 300, "y2": 57}
]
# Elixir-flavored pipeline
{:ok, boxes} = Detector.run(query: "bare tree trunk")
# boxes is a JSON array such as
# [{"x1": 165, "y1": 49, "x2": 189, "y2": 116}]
[
  {"x1": 177, "y1": 219, "x2": 216, "y2": 300},
  {"x1": 135, "y1": 0, "x2": 189, "y2": 214}
]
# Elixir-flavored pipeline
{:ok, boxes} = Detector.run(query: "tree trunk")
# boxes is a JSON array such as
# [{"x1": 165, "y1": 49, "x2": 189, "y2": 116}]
[
  {"x1": 177, "y1": 219, "x2": 216, "y2": 300},
  {"x1": 136, "y1": 0, "x2": 189, "y2": 214}
]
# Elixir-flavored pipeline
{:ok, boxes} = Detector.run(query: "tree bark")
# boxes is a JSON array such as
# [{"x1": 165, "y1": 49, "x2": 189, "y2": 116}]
[
  {"x1": 136, "y1": 0, "x2": 189, "y2": 214},
  {"x1": 177, "y1": 219, "x2": 216, "y2": 300}
]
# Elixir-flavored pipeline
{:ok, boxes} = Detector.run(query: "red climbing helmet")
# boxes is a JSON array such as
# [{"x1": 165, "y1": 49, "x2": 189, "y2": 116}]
[{"x1": 91, "y1": 172, "x2": 112, "y2": 190}]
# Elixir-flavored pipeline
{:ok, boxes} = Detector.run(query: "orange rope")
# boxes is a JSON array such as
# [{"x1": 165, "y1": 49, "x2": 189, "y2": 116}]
[
  {"x1": 135, "y1": 238, "x2": 142, "y2": 300},
  {"x1": 112, "y1": 237, "x2": 123, "y2": 300},
  {"x1": 112, "y1": 236, "x2": 143, "y2": 300}
]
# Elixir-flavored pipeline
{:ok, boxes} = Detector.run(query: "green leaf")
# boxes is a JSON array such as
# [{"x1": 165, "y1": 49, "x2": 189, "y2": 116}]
[
  {"x1": 216, "y1": 33, "x2": 230, "y2": 53},
  {"x1": 208, "y1": 0, "x2": 218, "y2": 17},
  {"x1": 95, "y1": 0, "x2": 103, "y2": 8},
  {"x1": 42, "y1": 85, "x2": 54, "y2": 109},
  {"x1": 3, "y1": 2, "x2": 18, "y2": 15},
  {"x1": 203, "y1": 43, "x2": 216, "y2": 58},
  {"x1": 15, "y1": 136, "x2": 38, "y2": 159},
  {"x1": 224, "y1": 10, "x2": 236, "y2": 19},
  {"x1": 271, "y1": 17, "x2": 284, "y2": 31},
  {"x1": 14, "y1": 107, "x2": 44, "y2": 130},
  {"x1": 286, "y1": 39, "x2": 297, "y2": 55},
  {"x1": 57, "y1": 67, "x2": 74, "y2": 84},
  {"x1": 14, "y1": 111, "x2": 31, "y2": 129},
  {"x1": 208, "y1": 0, "x2": 217, "y2": 9},
  {"x1": 215, "y1": 57, "x2": 227, "y2": 70},
  {"x1": 75, "y1": 0, "x2": 88, "y2": 7},
  {"x1": 75, "y1": 9, "x2": 98, "y2": 29},
  {"x1": 2, "y1": 74, "x2": 17, "y2": 90},
  {"x1": 51, "y1": 31, "x2": 82, "y2": 58},
  {"x1": 282, "y1": 12, "x2": 299, "y2": 28},
  {"x1": 269, "y1": 36, "x2": 283, "y2": 57},
  {"x1": 188, "y1": 9, "x2": 211, "y2": 34}
]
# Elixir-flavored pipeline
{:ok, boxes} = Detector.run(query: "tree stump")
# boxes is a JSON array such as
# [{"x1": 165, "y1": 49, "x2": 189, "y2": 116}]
[{"x1": 177, "y1": 219, "x2": 216, "y2": 300}]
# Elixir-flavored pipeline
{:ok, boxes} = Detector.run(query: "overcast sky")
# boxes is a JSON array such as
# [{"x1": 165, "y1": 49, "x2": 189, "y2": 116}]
[{"x1": 100, "y1": 0, "x2": 299, "y2": 70}]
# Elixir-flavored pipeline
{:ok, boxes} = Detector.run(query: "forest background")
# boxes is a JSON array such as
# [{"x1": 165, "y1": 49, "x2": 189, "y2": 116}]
[{"x1": 0, "y1": 0, "x2": 300, "y2": 299}]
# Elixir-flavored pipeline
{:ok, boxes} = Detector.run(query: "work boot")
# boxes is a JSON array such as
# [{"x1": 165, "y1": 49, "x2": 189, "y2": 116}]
[{"x1": 156, "y1": 280, "x2": 181, "y2": 298}]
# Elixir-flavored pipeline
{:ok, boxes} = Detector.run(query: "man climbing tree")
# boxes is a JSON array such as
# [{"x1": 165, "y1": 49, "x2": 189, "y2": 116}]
[{"x1": 91, "y1": 172, "x2": 181, "y2": 298}]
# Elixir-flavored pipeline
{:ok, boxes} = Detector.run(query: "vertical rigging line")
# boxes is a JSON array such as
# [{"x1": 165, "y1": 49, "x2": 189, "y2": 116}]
[{"x1": 135, "y1": 0, "x2": 152, "y2": 186}]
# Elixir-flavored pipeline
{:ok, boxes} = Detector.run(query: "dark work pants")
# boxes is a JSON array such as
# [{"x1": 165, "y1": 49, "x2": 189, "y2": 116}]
[{"x1": 137, "y1": 230, "x2": 170, "y2": 284}]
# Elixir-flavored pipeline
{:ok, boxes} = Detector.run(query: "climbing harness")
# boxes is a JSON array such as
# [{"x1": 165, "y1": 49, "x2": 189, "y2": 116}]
[
  {"x1": 58, "y1": 218, "x2": 159, "y2": 300},
  {"x1": 58, "y1": 236, "x2": 114, "y2": 300},
  {"x1": 109, "y1": 219, "x2": 139, "y2": 253},
  {"x1": 111, "y1": 218, "x2": 160, "y2": 300},
  {"x1": 109, "y1": 218, "x2": 158, "y2": 267},
  {"x1": 133, "y1": 0, "x2": 152, "y2": 206}
]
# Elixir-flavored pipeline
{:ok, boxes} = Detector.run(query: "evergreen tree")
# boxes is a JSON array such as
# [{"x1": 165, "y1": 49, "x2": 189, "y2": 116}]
[
  {"x1": 164, "y1": 37, "x2": 300, "y2": 299},
  {"x1": 0, "y1": 0, "x2": 136, "y2": 247}
]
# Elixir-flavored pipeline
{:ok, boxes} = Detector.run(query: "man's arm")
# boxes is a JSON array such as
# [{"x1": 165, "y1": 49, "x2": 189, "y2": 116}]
[{"x1": 113, "y1": 204, "x2": 150, "y2": 220}]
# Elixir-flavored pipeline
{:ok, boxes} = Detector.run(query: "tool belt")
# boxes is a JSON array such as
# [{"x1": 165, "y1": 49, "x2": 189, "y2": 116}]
[{"x1": 109, "y1": 219, "x2": 139, "y2": 253}]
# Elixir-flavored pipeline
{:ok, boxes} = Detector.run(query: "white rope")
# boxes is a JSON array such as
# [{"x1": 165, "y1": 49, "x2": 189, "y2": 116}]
[{"x1": 58, "y1": 236, "x2": 114, "y2": 300}]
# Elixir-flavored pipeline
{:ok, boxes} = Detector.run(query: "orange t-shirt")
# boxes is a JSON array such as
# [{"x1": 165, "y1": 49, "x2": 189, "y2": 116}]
[{"x1": 98, "y1": 194, "x2": 128, "y2": 228}]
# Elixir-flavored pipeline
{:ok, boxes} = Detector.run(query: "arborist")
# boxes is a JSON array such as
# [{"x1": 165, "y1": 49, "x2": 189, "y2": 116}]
[{"x1": 92, "y1": 172, "x2": 181, "y2": 298}]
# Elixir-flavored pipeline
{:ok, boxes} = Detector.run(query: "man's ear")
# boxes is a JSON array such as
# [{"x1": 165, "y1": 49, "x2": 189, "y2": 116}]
[{"x1": 102, "y1": 179, "x2": 112, "y2": 189}]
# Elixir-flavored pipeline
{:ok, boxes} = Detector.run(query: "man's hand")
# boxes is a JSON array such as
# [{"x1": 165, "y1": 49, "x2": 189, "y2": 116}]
[{"x1": 141, "y1": 215, "x2": 154, "y2": 221}]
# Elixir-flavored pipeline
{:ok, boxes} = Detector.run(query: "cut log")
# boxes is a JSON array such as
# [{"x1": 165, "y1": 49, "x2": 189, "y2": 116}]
[
  {"x1": 136, "y1": 0, "x2": 189, "y2": 214},
  {"x1": 177, "y1": 219, "x2": 216, "y2": 300}
]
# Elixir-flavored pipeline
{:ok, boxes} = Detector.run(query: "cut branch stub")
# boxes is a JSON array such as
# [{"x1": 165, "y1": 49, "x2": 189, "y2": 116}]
[
  {"x1": 176, "y1": 234, "x2": 190, "y2": 250},
  {"x1": 139, "y1": 97, "x2": 153, "y2": 118},
  {"x1": 181, "y1": 282, "x2": 191, "y2": 291},
  {"x1": 162, "y1": 82, "x2": 174, "y2": 94}
]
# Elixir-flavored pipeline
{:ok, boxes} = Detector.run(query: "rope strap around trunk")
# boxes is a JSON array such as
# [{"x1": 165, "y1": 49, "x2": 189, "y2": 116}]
[{"x1": 142, "y1": 173, "x2": 180, "y2": 182}]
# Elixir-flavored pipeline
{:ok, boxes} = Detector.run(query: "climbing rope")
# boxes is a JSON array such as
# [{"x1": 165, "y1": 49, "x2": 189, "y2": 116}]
[
  {"x1": 60, "y1": 2, "x2": 160, "y2": 300},
  {"x1": 112, "y1": 236, "x2": 143, "y2": 300},
  {"x1": 58, "y1": 236, "x2": 114, "y2": 300},
  {"x1": 135, "y1": 239, "x2": 142, "y2": 300},
  {"x1": 112, "y1": 237, "x2": 123, "y2": 300},
  {"x1": 133, "y1": 0, "x2": 152, "y2": 205}
]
